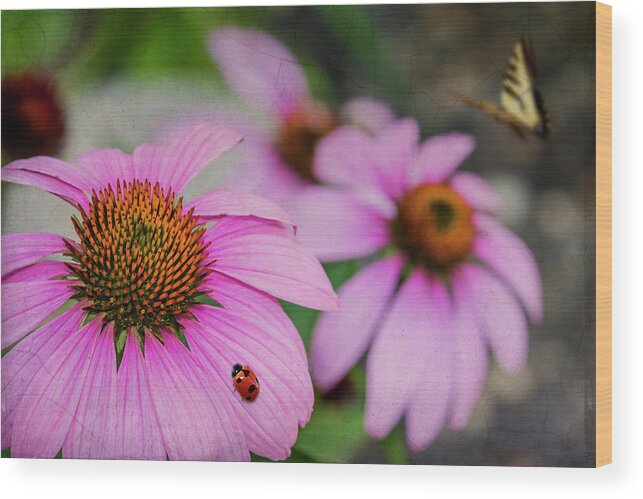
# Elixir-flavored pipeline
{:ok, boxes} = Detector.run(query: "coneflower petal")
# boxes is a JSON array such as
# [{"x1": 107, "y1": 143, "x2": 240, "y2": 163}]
[
  {"x1": 450, "y1": 172, "x2": 502, "y2": 213},
  {"x1": 449, "y1": 265, "x2": 488, "y2": 431},
  {"x1": 364, "y1": 271, "x2": 433, "y2": 439},
  {"x1": 10, "y1": 317, "x2": 102, "y2": 458},
  {"x1": 473, "y1": 213, "x2": 543, "y2": 324},
  {"x1": 1, "y1": 303, "x2": 85, "y2": 451},
  {"x1": 466, "y1": 265, "x2": 529, "y2": 375},
  {"x1": 187, "y1": 188, "x2": 295, "y2": 227},
  {"x1": 404, "y1": 277, "x2": 453, "y2": 452},
  {"x1": 76, "y1": 147, "x2": 136, "y2": 189},
  {"x1": 188, "y1": 307, "x2": 312, "y2": 458},
  {"x1": 205, "y1": 271, "x2": 308, "y2": 372},
  {"x1": 412, "y1": 132, "x2": 476, "y2": 184},
  {"x1": 144, "y1": 333, "x2": 248, "y2": 461},
  {"x1": 210, "y1": 28, "x2": 310, "y2": 120},
  {"x1": 64, "y1": 323, "x2": 119, "y2": 459},
  {"x1": 3, "y1": 260, "x2": 69, "y2": 284},
  {"x1": 1, "y1": 231, "x2": 67, "y2": 277},
  {"x1": 290, "y1": 186, "x2": 392, "y2": 262},
  {"x1": 1, "y1": 279, "x2": 75, "y2": 349},
  {"x1": 1, "y1": 156, "x2": 92, "y2": 209},
  {"x1": 133, "y1": 123, "x2": 242, "y2": 194},
  {"x1": 205, "y1": 216, "x2": 338, "y2": 311},
  {"x1": 312, "y1": 255, "x2": 404, "y2": 391},
  {"x1": 109, "y1": 332, "x2": 166, "y2": 460}
]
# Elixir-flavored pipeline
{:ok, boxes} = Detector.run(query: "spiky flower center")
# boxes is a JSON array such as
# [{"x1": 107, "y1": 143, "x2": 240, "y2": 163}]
[
  {"x1": 277, "y1": 102, "x2": 336, "y2": 182},
  {"x1": 393, "y1": 183, "x2": 475, "y2": 271},
  {"x1": 65, "y1": 179, "x2": 212, "y2": 337}
]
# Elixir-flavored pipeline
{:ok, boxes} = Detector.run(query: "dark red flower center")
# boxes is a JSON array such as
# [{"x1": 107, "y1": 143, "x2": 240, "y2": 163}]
[
  {"x1": 393, "y1": 183, "x2": 475, "y2": 271},
  {"x1": 276, "y1": 102, "x2": 336, "y2": 182},
  {"x1": 64, "y1": 179, "x2": 213, "y2": 337},
  {"x1": 1, "y1": 72, "x2": 66, "y2": 160}
]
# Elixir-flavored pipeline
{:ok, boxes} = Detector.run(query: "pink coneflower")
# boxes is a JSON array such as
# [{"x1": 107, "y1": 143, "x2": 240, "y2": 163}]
[
  {"x1": 1, "y1": 123, "x2": 337, "y2": 460},
  {"x1": 206, "y1": 27, "x2": 395, "y2": 206},
  {"x1": 294, "y1": 118, "x2": 542, "y2": 451}
]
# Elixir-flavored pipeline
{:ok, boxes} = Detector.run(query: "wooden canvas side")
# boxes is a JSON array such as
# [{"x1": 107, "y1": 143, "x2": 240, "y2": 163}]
[{"x1": 595, "y1": 1, "x2": 612, "y2": 468}]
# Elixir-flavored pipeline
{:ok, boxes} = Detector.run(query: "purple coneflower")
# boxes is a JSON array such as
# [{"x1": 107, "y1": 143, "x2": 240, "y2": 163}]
[
  {"x1": 1, "y1": 123, "x2": 337, "y2": 460},
  {"x1": 205, "y1": 27, "x2": 395, "y2": 207},
  {"x1": 293, "y1": 119, "x2": 542, "y2": 451}
]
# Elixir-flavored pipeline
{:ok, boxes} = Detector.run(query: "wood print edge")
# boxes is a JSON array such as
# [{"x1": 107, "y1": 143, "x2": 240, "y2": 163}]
[{"x1": 595, "y1": 0, "x2": 612, "y2": 468}]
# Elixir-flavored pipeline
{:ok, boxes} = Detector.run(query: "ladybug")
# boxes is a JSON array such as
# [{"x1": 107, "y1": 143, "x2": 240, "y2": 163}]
[{"x1": 231, "y1": 363, "x2": 260, "y2": 402}]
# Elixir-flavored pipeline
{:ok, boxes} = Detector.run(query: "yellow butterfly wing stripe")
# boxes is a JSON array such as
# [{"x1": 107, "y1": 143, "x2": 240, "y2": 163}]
[{"x1": 500, "y1": 38, "x2": 542, "y2": 131}]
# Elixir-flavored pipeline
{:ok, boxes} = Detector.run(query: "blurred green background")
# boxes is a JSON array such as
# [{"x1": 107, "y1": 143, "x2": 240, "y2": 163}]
[{"x1": 2, "y1": 3, "x2": 596, "y2": 466}]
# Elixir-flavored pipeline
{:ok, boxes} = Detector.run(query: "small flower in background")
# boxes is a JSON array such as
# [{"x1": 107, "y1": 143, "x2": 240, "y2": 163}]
[
  {"x1": 205, "y1": 27, "x2": 395, "y2": 207},
  {"x1": 2, "y1": 71, "x2": 66, "y2": 160},
  {"x1": 294, "y1": 119, "x2": 542, "y2": 451},
  {"x1": 1, "y1": 123, "x2": 338, "y2": 460}
]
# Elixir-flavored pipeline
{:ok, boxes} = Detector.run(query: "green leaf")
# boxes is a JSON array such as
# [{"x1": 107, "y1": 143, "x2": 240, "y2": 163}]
[
  {"x1": 115, "y1": 328, "x2": 127, "y2": 355},
  {"x1": 280, "y1": 301, "x2": 319, "y2": 348},
  {"x1": 379, "y1": 425, "x2": 409, "y2": 464},
  {"x1": 195, "y1": 295, "x2": 223, "y2": 308},
  {"x1": 251, "y1": 447, "x2": 318, "y2": 463},
  {"x1": 1, "y1": 10, "x2": 76, "y2": 72},
  {"x1": 324, "y1": 259, "x2": 364, "y2": 288},
  {"x1": 291, "y1": 367, "x2": 368, "y2": 463},
  {"x1": 66, "y1": 7, "x2": 268, "y2": 85}
]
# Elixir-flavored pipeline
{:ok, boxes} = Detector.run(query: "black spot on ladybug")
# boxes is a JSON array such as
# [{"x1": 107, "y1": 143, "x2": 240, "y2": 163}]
[
  {"x1": 236, "y1": 377, "x2": 242, "y2": 384},
  {"x1": 245, "y1": 396, "x2": 252, "y2": 401},
  {"x1": 243, "y1": 370, "x2": 250, "y2": 377},
  {"x1": 248, "y1": 384, "x2": 256, "y2": 393}
]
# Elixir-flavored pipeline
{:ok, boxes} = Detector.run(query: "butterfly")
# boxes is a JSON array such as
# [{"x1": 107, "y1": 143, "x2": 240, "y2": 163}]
[{"x1": 452, "y1": 37, "x2": 550, "y2": 138}]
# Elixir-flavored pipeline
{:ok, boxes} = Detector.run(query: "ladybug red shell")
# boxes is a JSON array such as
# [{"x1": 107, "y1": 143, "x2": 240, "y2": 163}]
[{"x1": 232, "y1": 363, "x2": 260, "y2": 402}]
